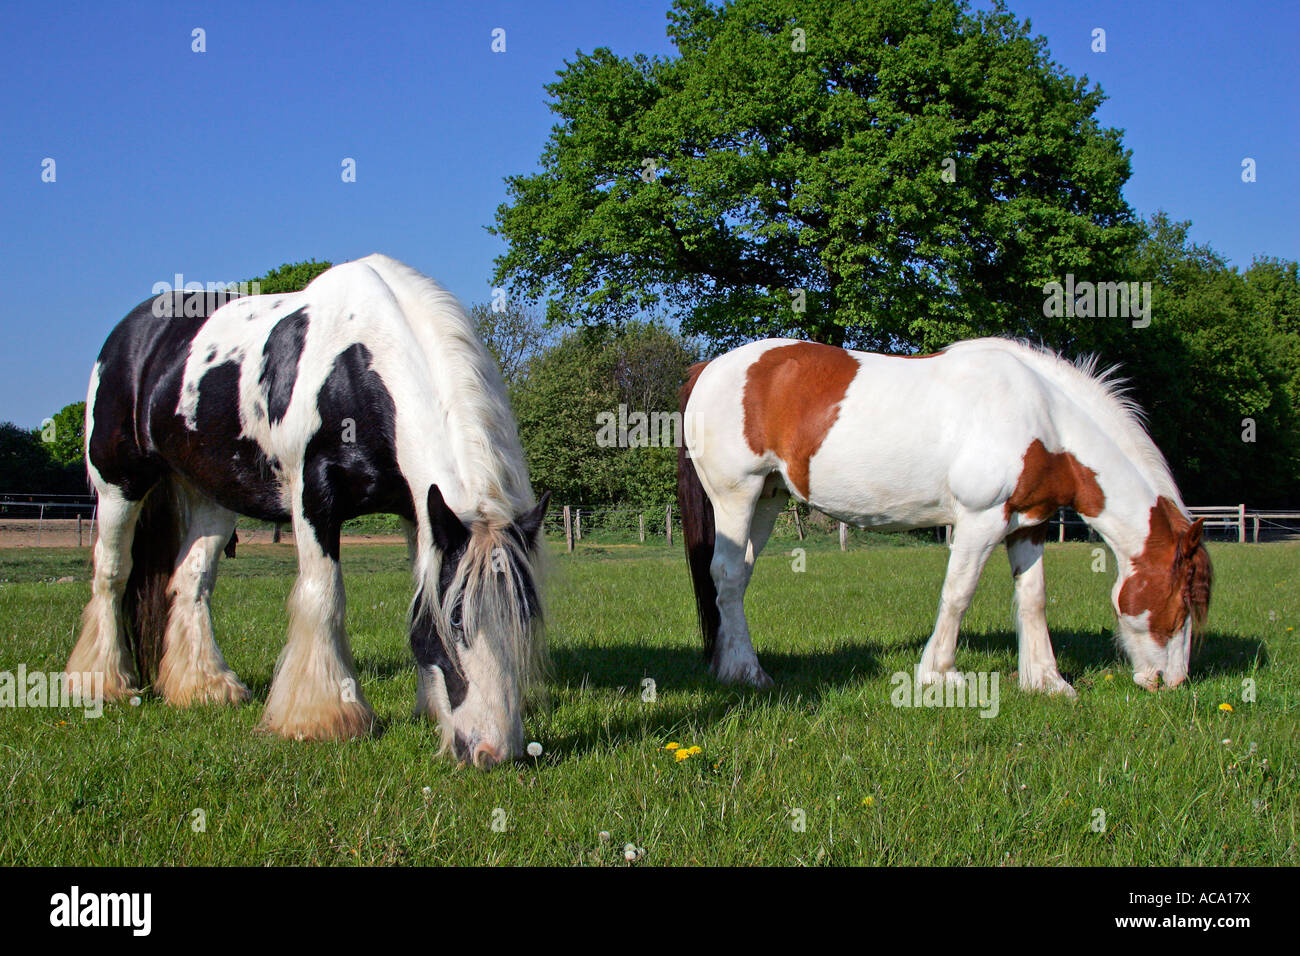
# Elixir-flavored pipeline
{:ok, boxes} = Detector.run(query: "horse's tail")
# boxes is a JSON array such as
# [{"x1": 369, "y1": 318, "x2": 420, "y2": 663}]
[
  {"x1": 122, "y1": 478, "x2": 182, "y2": 685},
  {"x1": 676, "y1": 362, "x2": 720, "y2": 663}
]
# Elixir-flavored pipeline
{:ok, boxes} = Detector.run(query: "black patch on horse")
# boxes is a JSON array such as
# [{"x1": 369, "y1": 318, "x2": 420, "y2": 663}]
[
  {"x1": 259, "y1": 307, "x2": 310, "y2": 425},
  {"x1": 300, "y1": 343, "x2": 414, "y2": 559},
  {"x1": 158, "y1": 358, "x2": 288, "y2": 521},
  {"x1": 410, "y1": 582, "x2": 469, "y2": 709}
]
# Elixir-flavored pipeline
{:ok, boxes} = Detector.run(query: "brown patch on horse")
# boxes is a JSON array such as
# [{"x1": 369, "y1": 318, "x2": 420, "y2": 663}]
[
  {"x1": 742, "y1": 343, "x2": 860, "y2": 498},
  {"x1": 1118, "y1": 497, "x2": 1211, "y2": 647},
  {"x1": 1004, "y1": 439, "x2": 1106, "y2": 522}
]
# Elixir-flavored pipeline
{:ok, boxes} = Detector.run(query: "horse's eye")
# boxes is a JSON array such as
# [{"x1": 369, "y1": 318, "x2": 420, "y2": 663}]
[{"x1": 449, "y1": 605, "x2": 463, "y2": 631}]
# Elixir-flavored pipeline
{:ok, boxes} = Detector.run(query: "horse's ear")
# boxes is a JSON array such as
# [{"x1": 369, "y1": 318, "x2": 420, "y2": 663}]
[
  {"x1": 427, "y1": 484, "x2": 469, "y2": 554},
  {"x1": 1184, "y1": 516, "x2": 1205, "y2": 551},
  {"x1": 515, "y1": 491, "x2": 551, "y2": 544}
]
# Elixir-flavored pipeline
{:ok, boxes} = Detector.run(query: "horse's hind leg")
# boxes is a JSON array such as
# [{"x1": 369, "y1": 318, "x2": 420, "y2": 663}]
[
  {"x1": 155, "y1": 485, "x2": 251, "y2": 705},
  {"x1": 710, "y1": 478, "x2": 777, "y2": 688},
  {"x1": 67, "y1": 484, "x2": 145, "y2": 698},
  {"x1": 259, "y1": 498, "x2": 373, "y2": 740},
  {"x1": 917, "y1": 512, "x2": 1003, "y2": 686},
  {"x1": 1005, "y1": 527, "x2": 1075, "y2": 696}
]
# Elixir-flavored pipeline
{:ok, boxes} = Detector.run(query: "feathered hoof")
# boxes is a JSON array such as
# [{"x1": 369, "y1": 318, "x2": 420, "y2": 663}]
[
  {"x1": 159, "y1": 669, "x2": 252, "y2": 707},
  {"x1": 257, "y1": 698, "x2": 376, "y2": 741},
  {"x1": 64, "y1": 654, "x2": 139, "y2": 702}
]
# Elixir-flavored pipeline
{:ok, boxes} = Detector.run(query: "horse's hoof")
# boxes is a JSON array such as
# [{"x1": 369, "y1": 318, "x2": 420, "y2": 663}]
[
  {"x1": 258, "y1": 700, "x2": 376, "y2": 741},
  {"x1": 713, "y1": 659, "x2": 774, "y2": 689},
  {"x1": 917, "y1": 669, "x2": 966, "y2": 688},
  {"x1": 1020, "y1": 671, "x2": 1077, "y2": 697},
  {"x1": 1132, "y1": 671, "x2": 1160, "y2": 692},
  {"x1": 160, "y1": 672, "x2": 252, "y2": 706}
]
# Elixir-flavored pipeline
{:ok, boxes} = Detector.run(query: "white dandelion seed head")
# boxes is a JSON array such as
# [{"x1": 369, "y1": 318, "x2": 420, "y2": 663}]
[{"x1": 526, "y1": 741, "x2": 543, "y2": 757}]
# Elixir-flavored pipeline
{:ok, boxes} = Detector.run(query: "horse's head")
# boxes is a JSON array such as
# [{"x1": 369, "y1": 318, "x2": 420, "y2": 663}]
[
  {"x1": 1115, "y1": 499, "x2": 1212, "y2": 690},
  {"x1": 413, "y1": 485, "x2": 549, "y2": 768}
]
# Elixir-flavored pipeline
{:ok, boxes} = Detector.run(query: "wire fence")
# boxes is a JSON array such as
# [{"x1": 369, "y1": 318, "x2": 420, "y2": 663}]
[
  {"x1": 542, "y1": 502, "x2": 1300, "y2": 551},
  {"x1": 2, "y1": 492, "x2": 1298, "y2": 550}
]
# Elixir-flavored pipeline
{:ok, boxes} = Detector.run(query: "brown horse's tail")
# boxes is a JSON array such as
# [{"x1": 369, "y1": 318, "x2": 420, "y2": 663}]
[
  {"x1": 122, "y1": 478, "x2": 182, "y2": 685},
  {"x1": 677, "y1": 362, "x2": 720, "y2": 663}
]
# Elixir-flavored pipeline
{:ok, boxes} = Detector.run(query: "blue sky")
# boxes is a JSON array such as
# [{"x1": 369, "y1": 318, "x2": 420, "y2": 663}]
[{"x1": 1, "y1": 0, "x2": 1295, "y2": 428}]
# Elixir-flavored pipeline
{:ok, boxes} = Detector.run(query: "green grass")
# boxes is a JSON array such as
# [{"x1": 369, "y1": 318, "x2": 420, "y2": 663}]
[{"x1": 0, "y1": 539, "x2": 1295, "y2": 865}]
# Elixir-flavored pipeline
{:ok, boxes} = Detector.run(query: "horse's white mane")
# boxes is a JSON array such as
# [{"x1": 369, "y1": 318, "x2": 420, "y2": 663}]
[
  {"x1": 350, "y1": 253, "x2": 534, "y2": 521},
  {"x1": 944, "y1": 337, "x2": 1184, "y2": 510}
]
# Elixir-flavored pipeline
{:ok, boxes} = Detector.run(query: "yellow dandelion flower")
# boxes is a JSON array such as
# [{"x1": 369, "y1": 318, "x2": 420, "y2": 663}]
[
  {"x1": 675, "y1": 749, "x2": 692, "y2": 761},
  {"x1": 1218, "y1": 703, "x2": 1234, "y2": 712},
  {"x1": 684, "y1": 746, "x2": 702, "y2": 756},
  {"x1": 862, "y1": 796, "x2": 874, "y2": 806},
  {"x1": 1104, "y1": 674, "x2": 1114, "y2": 681},
  {"x1": 663, "y1": 742, "x2": 681, "y2": 751}
]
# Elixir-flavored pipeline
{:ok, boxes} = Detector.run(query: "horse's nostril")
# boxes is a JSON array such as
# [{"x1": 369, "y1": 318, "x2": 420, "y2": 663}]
[{"x1": 472, "y1": 741, "x2": 503, "y2": 769}]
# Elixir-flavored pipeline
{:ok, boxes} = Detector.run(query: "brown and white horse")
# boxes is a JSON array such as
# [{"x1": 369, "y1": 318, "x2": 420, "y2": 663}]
[{"x1": 678, "y1": 337, "x2": 1212, "y2": 695}]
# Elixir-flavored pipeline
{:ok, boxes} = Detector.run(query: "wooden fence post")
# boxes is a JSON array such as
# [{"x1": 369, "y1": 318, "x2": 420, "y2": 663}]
[
  {"x1": 1253, "y1": 513, "x2": 1260, "y2": 543},
  {"x1": 1058, "y1": 508, "x2": 1066, "y2": 543},
  {"x1": 638, "y1": 513, "x2": 645, "y2": 543},
  {"x1": 666, "y1": 504, "x2": 673, "y2": 547},
  {"x1": 793, "y1": 507, "x2": 804, "y2": 541},
  {"x1": 77, "y1": 515, "x2": 83, "y2": 548},
  {"x1": 575, "y1": 509, "x2": 582, "y2": 541},
  {"x1": 1238, "y1": 503, "x2": 1246, "y2": 543},
  {"x1": 563, "y1": 505, "x2": 573, "y2": 552},
  {"x1": 838, "y1": 521, "x2": 847, "y2": 551},
  {"x1": 272, "y1": 523, "x2": 282, "y2": 544}
]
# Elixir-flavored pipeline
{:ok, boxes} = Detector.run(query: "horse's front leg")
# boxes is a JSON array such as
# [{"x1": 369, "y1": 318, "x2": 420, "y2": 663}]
[
  {"x1": 259, "y1": 499, "x2": 374, "y2": 740},
  {"x1": 916, "y1": 514, "x2": 1001, "y2": 687},
  {"x1": 1006, "y1": 527, "x2": 1075, "y2": 696}
]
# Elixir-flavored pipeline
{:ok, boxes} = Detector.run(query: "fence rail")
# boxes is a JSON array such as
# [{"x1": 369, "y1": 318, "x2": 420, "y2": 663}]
[
  {"x1": 540, "y1": 502, "x2": 1300, "y2": 551},
  {"x1": 3, "y1": 493, "x2": 1298, "y2": 549}
]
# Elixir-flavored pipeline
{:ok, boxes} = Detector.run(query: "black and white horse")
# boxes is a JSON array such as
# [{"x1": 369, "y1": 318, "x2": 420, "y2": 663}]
[{"x1": 67, "y1": 254, "x2": 548, "y2": 768}]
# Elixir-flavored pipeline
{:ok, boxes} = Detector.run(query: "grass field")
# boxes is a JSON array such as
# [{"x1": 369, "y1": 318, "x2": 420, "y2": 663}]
[{"x1": 0, "y1": 538, "x2": 1295, "y2": 866}]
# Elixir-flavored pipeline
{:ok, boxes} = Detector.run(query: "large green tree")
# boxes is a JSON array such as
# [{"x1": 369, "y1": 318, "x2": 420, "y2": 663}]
[{"x1": 492, "y1": 0, "x2": 1139, "y2": 350}]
